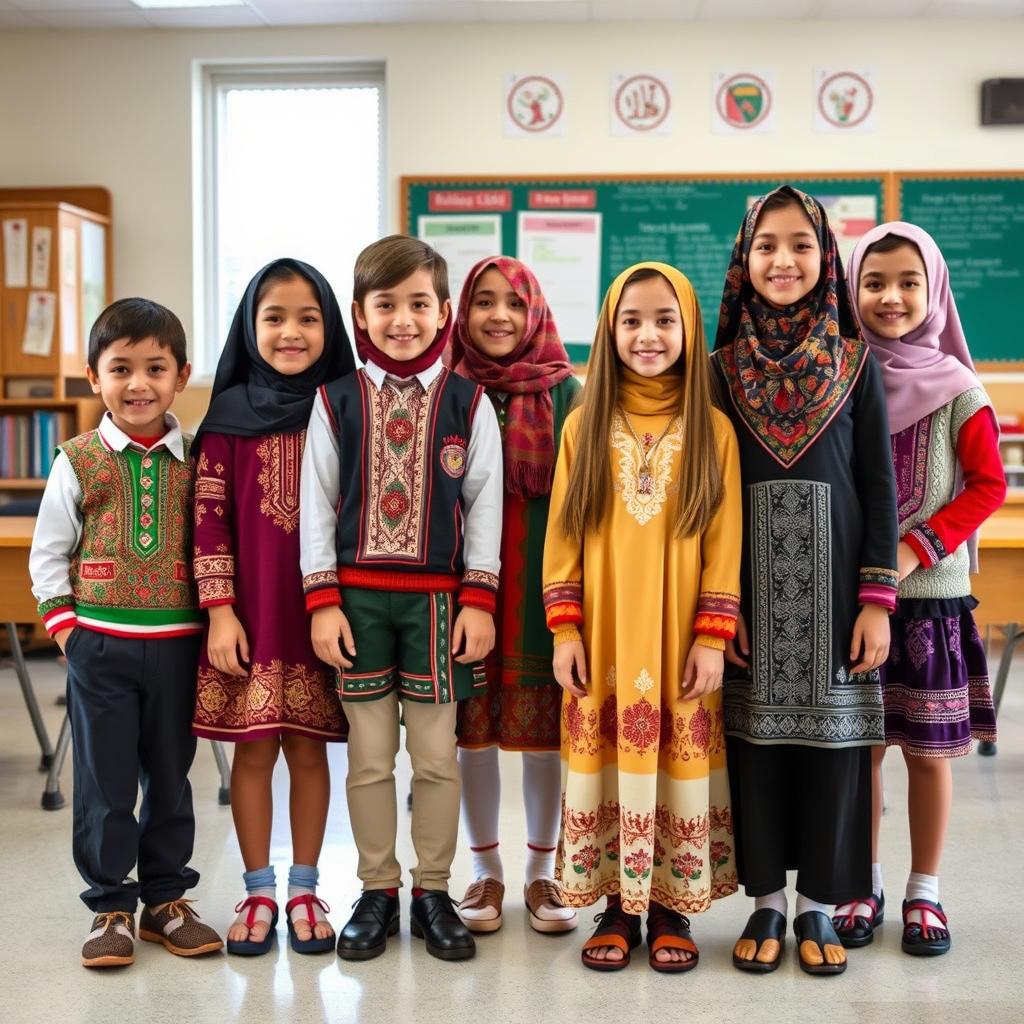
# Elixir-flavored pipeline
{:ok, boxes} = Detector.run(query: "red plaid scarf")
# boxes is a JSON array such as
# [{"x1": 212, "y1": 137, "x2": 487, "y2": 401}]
[{"x1": 448, "y1": 257, "x2": 573, "y2": 499}]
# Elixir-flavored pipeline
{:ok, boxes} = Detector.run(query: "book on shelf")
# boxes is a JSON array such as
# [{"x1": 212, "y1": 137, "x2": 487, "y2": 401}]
[{"x1": 0, "y1": 410, "x2": 74, "y2": 480}]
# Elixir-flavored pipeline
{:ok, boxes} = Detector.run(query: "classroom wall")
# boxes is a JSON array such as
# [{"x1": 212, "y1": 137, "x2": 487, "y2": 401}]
[{"x1": 1, "y1": 17, "x2": 1022, "y2": 426}]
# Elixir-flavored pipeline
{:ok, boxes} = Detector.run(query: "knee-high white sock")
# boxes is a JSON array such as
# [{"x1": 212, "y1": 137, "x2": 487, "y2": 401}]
[
  {"x1": 522, "y1": 750, "x2": 562, "y2": 883},
  {"x1": 458, "y1": 746, "x2": 503, "y2": 882},
  {"x1": 754, "y1": 888, "x2": 788, "y2": 916},
  {"x1": 795, "y1": 893, "x2": 831, "y2": 917}
]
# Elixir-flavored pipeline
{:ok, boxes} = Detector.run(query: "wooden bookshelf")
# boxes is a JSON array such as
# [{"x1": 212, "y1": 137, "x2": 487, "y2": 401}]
[{"x1": 0, "y1": 191, "x2": 111, "y2": 500}]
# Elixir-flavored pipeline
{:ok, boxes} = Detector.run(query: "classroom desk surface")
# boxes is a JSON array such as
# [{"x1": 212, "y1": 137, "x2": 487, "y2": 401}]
[{"x1": 0, "y1": 517, "x2": 37, "y2": 623}]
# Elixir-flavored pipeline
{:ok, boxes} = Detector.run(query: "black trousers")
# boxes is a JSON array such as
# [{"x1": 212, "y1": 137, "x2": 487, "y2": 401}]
[
  {"x1": 726, "y1": 736, "x2": 872, "y2": 905},
  {"x1": 65, "y1": 628, "x2": 202, "y2": 913}
]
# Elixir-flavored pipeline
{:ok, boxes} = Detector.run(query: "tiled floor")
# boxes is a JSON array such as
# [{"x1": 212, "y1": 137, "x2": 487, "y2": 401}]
[{"x1": 1, "y1": 643, "x2": 1020, "y2": 1024}]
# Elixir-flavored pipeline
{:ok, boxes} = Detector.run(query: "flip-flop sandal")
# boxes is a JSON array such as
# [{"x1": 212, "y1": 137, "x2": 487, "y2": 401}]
[
  {"x1": 833, "y1": 891, "x2": 885, "y2": 948},
  {"x1": 732, "y1": 908, "x2": 786, "y2": 973},
  {"x1": 793, "y1": 910, "x2": 847, "y2": 975},
  {"x1": 580, "y1": 902, "x2": 642, "y2": 972},
  {"x1": 285, "y1": 894, "x2": 335, "y2": 955},
  {"x1": 646, "y1": 903, "x2": 698, "y2": 974},
  {"x1": 226, "y1": 896, "x2": 279, "y2": 957},
  {"x1": 902, "y1": 898, "x2": 951, "y2": 957}
]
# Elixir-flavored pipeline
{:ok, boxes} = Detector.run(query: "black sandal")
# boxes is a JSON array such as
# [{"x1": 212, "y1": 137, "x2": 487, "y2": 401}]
[
  {"x1": 832, "y1": 891, "x2": 885, "y2": 948},
  {"x1": 646, "y1": 902, "x2": 698, "y2": 974},
  {"x1": 793, "y1": 910, "x2": 847, "y2": 975},
  {"x1": 580, "y1": 901, "x2": 642, "y2": 972},
  {"x1": 732, "y1": 908, "x2": 786, "y2": 973},
  {"x1": 902, "y1": 898, "x2": 951, "y2": 957}
]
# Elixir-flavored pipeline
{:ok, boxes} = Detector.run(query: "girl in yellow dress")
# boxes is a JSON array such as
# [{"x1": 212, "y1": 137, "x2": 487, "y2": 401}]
[{"x1": 542, "y1": 262, "x2": 742, "y2": 972}]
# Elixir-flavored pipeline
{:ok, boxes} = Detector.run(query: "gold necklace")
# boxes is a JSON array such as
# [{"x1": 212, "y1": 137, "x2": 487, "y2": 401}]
[{"x1": 620, "y1": 410, "x2": 678, "y2": 496}]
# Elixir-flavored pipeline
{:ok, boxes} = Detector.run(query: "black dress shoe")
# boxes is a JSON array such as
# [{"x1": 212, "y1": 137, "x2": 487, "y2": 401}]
[
  {"x1": 337, "y1": 890, "x2": 400, "y2": 961},
  {"x1": 410, "y1": 890, "x2": 475, "y2": 961}
]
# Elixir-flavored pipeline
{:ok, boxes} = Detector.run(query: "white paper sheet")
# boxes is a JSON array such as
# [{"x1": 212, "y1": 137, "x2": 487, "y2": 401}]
[
  {"x1": 30, "y1": 226, "x2": 52, "y2": 288},
  {"x1": 416, "y1": 215, "x2": 503, "y2": 310},
  {"x1": 516, "y1": 212, "x2": 602, "y2": 345},
  {"x1": 23, "y1": 291, "x2": 57, "y2": 357},
  {"x1": 3, "y1": 218, "x2": 29, "y2": 287}
]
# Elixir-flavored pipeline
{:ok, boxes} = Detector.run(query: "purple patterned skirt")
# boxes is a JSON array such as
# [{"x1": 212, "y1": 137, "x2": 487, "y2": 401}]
[{"x1": 881, "y1": 596, "x2": 997, "y2": 757}]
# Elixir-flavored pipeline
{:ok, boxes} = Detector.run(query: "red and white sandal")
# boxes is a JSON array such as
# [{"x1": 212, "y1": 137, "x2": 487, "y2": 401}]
[{"x1": 226, "y1": 896, "x2": 278, "y2": 957}]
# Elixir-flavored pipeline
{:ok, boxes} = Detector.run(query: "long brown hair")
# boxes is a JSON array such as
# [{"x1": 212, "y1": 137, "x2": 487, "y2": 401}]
[{"x1": 560, "y1": 265, "x2": 723, "y2": 542}]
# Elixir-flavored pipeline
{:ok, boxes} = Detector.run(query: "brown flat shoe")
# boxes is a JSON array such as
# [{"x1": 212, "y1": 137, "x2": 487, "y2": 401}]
[
  {"x1": 524, "y1": 879, "x2": 578, "y2": 933},
  {"x1": 139, "y1": 899, "x2": 223, "y2": 957},
  {"x1": 458, "y1": 878, "x2": 504, "y2": 933},
  {"x1": 82, "y1": 911, "x2": 135, "y2": 968}
]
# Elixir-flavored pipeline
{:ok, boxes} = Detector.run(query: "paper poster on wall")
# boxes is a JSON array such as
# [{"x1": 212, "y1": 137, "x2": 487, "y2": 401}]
[
  {"x1": 3, "y1": 218, "x2": 28, "y2": 287},
  {"x1": 517, "y1": 212, "x2": 602, "y2": 345},
  {"x1": 61, "y1": 227, "x2": 77, "y2": 287},
  {"x1": 80, "y1": 220, "x2": 106, "y2": 347},
  {"x1": 417, "y1": 214, "x2": 502, "y2": 309},
  {"x1": 611, "y1": 72, "x2": 673, "y2": 136},
  {"x1": 814, "y1": 69, "x2": 875, "y2": 133},
  {"x1": 23, "y1": 291, "x2": 57, "y2": 357},
  {"x1": 30, "y1": 226, "x2": 52, "y2": 288},
  {"x1": 713, "y1": 70, "x2": 775, "y2": 134},
  {"x1": 505, "y1": 74, "x2": 566, "y2": 137}
]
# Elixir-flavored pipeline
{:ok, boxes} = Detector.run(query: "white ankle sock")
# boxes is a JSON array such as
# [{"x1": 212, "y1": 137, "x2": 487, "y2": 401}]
[
  {"x1": 754, "y1": 888, "x2": 788, "y2": 916},
  {"x1": 871, "y1": 862, "x2": 884, "y2": 898},
  {"x1": 522, "y1": 751, "x2": 561, "y2": 883},
  {"x1": 458, "y1": 746, "x2": 504, "y2": 883},
  {"x1": 905, "y1": 872, "x2": 939, "y2": 904},
  {"x1": 795, "y1": 893, "x2": 831, "y2": 917}
]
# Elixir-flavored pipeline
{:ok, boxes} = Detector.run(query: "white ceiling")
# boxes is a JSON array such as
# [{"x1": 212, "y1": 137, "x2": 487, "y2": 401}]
[{"x1": 0, "y1": 0, "x2": 1021, "y2": 31}]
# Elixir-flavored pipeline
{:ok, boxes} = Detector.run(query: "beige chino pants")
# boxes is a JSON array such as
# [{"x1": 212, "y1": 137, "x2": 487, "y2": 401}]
[{"x1": 343, "y1": 691, "x2": 460, "y2": 891}]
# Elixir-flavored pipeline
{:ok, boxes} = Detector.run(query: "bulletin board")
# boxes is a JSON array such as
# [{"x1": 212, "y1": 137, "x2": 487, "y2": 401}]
[{"x1": 403, "y1": 172, "x2": 890, "y2": 362}]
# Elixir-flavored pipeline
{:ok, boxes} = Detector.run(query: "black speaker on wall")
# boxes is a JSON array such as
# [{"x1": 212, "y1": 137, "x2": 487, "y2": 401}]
[{"x1": 981, "y1": 79, "x2": 1024, "y2": 125}]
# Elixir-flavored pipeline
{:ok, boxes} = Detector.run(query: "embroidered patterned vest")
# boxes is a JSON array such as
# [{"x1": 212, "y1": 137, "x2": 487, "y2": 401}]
[
  {"x1": 60, "y1": 429, "x2": 199, "y2": 632},
  {"x1": 321, "y1": 368, "x2": 483, "y2": 582},
  {"x1": 894, "y1": 388, "x2": 990, "y2": 601}
]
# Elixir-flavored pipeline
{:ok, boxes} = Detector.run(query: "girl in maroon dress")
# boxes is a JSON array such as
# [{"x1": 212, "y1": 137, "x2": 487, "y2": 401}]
[{"x1": 191, "y1": 258, "x2": 354, "y2": 956}]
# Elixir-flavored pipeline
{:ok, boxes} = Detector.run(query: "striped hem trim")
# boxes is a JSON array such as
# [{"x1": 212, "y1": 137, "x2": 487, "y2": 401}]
[
  {"x1": 903, "y1": 527, "x2": 941, "y2": 569},
  {"x1": 74, "y1": 618, "x2": 204, "y2": 638},
  {"x1": 339, "y1": 567, "x2": 459, "y2": 592},
  {"x1": 470, "y1": 842, "x2": 500, "y2": 852},
  {"x1": 42, "y1": 605, "x2": 77, "y2": 634},
  {"x1": 693, "y1": 612, "x2": 736, "y2": 639},
  {"x1": 459, "y1": 585, "x2": 497, "y2": 614},
  {"x1": 545, "y1": 604, "x2": 582, "y2": 630},
  {"x1": 306, "y1": 588, "x2": 342, "y2": 613},
  {"x1": 74, "y1": 603, "x2": 201, "y2": 627}
]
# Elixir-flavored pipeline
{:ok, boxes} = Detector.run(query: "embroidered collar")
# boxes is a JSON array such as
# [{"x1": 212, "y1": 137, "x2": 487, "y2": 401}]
[{"x1": 98, "y1": 411, "x2": 186, "y2": 461}]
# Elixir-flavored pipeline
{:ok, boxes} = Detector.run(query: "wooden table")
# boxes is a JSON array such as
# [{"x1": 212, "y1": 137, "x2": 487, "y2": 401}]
[{"x1": 0, "y1": 517, "x2": 54, "y2": 769}]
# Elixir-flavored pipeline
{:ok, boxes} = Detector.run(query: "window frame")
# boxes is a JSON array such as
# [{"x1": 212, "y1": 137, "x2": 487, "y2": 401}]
[{"x1": 191, "y1": 58, "x2": 386, "y2": 377}]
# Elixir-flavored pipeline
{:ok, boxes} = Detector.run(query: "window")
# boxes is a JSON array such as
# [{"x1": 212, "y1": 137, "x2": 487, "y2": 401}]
[{"x1": 194, "y1": 61, "x2": 383, "y2": 375}]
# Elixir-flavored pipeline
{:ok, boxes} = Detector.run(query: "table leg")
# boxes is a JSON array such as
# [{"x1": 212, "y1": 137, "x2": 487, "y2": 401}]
[
  {"x1": 979, "y1": 622, "x2": 1022, "y2": 757},
  {"x1": 211, "y1": 740, "x2": 231, "y2": 806},
  {"x1": 41, "y1": 712, "x2": 72, "y2": 810},
  {"x1": 5, "y1": 622, "x2": 54, "y2": 770}
]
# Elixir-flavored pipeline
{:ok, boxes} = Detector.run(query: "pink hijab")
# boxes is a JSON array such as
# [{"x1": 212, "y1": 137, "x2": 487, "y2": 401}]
[{"x1": 848, "y1": 221, "x2": 983, "y2": 436}]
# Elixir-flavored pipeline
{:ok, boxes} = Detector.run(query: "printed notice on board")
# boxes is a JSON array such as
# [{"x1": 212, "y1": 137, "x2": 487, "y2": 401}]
[
  {"x1": 517, "y1": 212, "x2": 602, "y2": 345},
  {"x1": 23, "y1": 291, "x2": 57, "y2": 357},
  {"x1": 3, "y1": 218, "x2": 29, "y2": 287},
  {"x1": 31, "y1": 226, "x2": 52, "y2": 288},
  {"x1": 417, "y1": 215, "x2": 502, "y2": 308}
]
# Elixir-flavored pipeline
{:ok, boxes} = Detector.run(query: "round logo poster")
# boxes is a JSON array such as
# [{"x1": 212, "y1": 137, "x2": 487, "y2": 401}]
[
  {"x1": 817, "y1": 71, "x2": 873, "y2": 129},
  {"x1": 614, "y1": 74, "x2": 671, "y2": 132},
  {"x1": 507, "y1": 75, "x2": 564, "y2": 134},
  {"x1": 716, "y1": 73, "x2": 772, "y2": 130}
]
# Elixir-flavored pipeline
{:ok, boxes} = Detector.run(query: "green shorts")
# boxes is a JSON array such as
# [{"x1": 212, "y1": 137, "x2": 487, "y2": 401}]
[{"x1": 338, "y1": 588, "x2": 487, "y2": 704}]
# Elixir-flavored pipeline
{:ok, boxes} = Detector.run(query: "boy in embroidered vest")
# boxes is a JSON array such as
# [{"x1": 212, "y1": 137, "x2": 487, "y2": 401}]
[
  {"x1": 300, "y1": 236, "x2": 502, "y2": 962},
  {"x1": 30, "y1": 298, "x2": 222, "y2": 968}
]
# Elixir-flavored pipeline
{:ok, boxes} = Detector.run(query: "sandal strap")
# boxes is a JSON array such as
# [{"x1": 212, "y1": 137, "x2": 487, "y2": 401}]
[
  {"x1": 233, "y1": 895, "x2": 278, "y2": 929},
  {"x1": 833, "y1": 894, "x2": 881, "y2": 928},
  {"x1": 903, "y1": 899, "x2": 946, "y2": 925},
  {"x1": 285, "y1": 893, "x2": 330, "y2": 925},
  {"x1": 650, "y1": 934, "x2": 698, "y2": 957},
  {"x1": 647, "y1": 904, "x2": 698, "y2": 959},
  {"x1": 585, "y1": 905, "x2": 640, "y2": 950},
  {"x1": 582, "y1": 930, "x2": 631, "y2": 955}
]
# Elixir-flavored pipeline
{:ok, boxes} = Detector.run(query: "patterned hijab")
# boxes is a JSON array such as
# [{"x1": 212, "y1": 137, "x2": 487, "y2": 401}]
[
  {"x1": 713, "y1": 186, "x2": 866, "y2": 468},
  {"x1": 196, "y1": 258, "x2": 354, "y2": 442},
  {"x1": 448, "y1": 256, "x2": 573, "y2": 499}
]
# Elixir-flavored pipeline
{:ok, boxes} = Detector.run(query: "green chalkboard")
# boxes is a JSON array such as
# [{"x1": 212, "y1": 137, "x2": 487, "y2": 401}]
[
  {"x1": 403, "y1": 174, "x2": 887, "y2": 362},
  {"x1": 897, "y1": 174, "x2": 1024, "y2": 364}
]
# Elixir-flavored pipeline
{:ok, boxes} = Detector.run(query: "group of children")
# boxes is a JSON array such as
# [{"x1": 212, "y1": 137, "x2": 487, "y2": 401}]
[{"x1": 28, "y1": 186, "x2": 1004, "y2": 976}]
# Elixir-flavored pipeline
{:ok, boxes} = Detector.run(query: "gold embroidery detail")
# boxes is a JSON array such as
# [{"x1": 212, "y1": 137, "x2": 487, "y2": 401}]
[
  {"x1": 195, "y1": 555, "x2": 235, "y2": 578},
  {"x1": 196, "y1": 475, "x2": 227, "y2": 501},
  {"x1": 197, "y1": 577, "x2": 235, "y2": 604},
  {"x1": 610, "y1": 411, "x2": 682, "y2": 526},
  {"x1": 256, "y1": 432, "x2": 303, "y2": 534}
]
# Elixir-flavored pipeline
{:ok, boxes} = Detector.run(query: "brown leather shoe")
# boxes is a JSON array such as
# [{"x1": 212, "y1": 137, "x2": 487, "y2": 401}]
[
  {"x1": 457, "y1": 878, "x2": 504, "y2": 933},
  {"x1": 82, "y1": 911, "x2": 135, "y2": 968},
  {"x1": 524, "y1": 879, "x2": 578, "y2": 933},
  {"x1": 139, "y1": 899, "x2": 223, "y2": 957}
]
